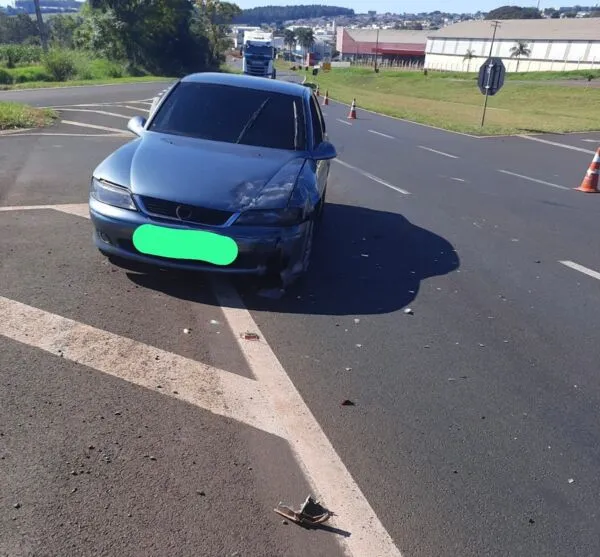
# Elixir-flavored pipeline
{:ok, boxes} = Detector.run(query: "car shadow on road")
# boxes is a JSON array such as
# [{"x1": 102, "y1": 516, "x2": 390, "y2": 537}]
[{"x1": 122, "y1": 203, "x2": 459, "y2": 317}]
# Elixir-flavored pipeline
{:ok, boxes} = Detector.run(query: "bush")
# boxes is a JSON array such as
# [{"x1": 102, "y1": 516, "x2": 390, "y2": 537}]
[
  {"x1": 43, "y1": 49, "x2": 76, "y2": 81},
  {"x1": 9, "y1": 66, "x2": 51, "y2": 83},
  {"x1": 0, "y1": 68, "x2": 12, "y2": 85},
  {"x1": 0, "y1": 45, "x2": 44, "y2": 67}
]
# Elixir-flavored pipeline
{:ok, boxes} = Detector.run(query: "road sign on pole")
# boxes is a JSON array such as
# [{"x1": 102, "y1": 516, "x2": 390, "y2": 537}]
[
  {"x1": 479, "y1": 57, "x2": 506, "y2": 127},
  {"x1": 478, "y1": 57, "x2": 506, "y2": 97}
]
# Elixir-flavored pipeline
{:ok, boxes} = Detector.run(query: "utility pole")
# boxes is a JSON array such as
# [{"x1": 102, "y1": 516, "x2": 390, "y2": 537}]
[
  {"x1": 374, "y1": 27, "x2": 380, "y2": 72},
  {"x1": 481, "y1": 20, "x2": 500, "y2": 127},
  {"x1": 33, "y1": 0, "x2": 48, "y2": 52}
]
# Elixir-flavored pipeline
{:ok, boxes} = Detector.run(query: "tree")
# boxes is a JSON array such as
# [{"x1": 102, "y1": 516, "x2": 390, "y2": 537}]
[
  {"x1": 463, "y1": 48, "x2": 476, "y2": 72},
  {"x1": 48, "y1": 15, "x2": 82, "y2": 49},
  {"x1": 195, "y1": 1, "x2": 242, "y2": 64},
  {"x1": 510, "y1": 40, "x2": 531, "y2": 72},
  {"x1": 283, "y1": 28, "x2": 296, "y2": 58},
  {"x1": 295, "y1": 27, "x2": 315, "y2": 57},
  {"x1": 486, "y1": 6, "x2": 542, "y2": 20}
]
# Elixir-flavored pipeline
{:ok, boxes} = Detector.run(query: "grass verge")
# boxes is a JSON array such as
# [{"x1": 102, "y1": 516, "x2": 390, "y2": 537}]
[
  {"x1": 296, "y1": 67, "x2": 600, "y2": 135},
  {"x1": 0, "y1": 75, "x2": 173, "y2": 91},
  {"x1": 0, "y1": 102, "x2": 57, "y2": 130}
]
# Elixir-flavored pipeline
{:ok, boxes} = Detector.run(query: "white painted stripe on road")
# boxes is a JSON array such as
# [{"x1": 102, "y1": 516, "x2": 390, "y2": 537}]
[
  {"x1": 418, "y1": 146, "x2": 459, "y2": 159},
  {"x1": 582, "y1": 139, "x2": 600, "y2": 144},
  {"x1": 59, "y1": 108, "x2": 131, "y2": 119},
  {"x1": 450, "y1": 177, "x2": 466, "y2": 182},
  {"x1": 334, "y1": 159, "x2": 411, "y2": 195},
  {"x1": 212, "y1": 279, "x2": 403, "y2": 557},
  {"x1": 0, "y1": 132, "x2": 129, "y2": 138},
  {"x1": 336, "y1": 118, "x2": 352, "y2": 126},
  {"x1": 559, "y1": 260, "x2": 600, "y2": 282},
  {"x1": 517, "y1": 135, "x2": 596, "y2": 155},
  {"x1": 0, "y1": 203, "x2": 90, "y2": 218},
  {"x1": 114, "y1": 104, "x2": 149, "y2": 112},
  {"x1": 498, "y1": 169, "x2": 569, "y2": 191},
  {"x1": 61, "y1": 120, "x2": 131, "y2": 134},
  {"x1": 369, "y1": 129, "x2": 394, "y2": 139},
  {"x1": 0, "y1": 296, "x2": 285, "y2": 439},
  {"x1": 1, "y1": 81, "x2": 171, "y2": 93}
]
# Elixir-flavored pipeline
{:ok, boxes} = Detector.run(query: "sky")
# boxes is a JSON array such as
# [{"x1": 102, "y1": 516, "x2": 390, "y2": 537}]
[
  {"x1": 0, "y1": 0, "x2": 591, "y2": 11},
  {"x1": 233, "y1": 1, "x2": 589, "y2": 13}
]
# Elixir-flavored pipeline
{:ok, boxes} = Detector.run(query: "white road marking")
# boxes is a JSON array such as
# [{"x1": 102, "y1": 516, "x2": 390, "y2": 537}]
[
  {"x1": 0, "y1": 296, "x2": 284, "y2": 438},
  {"x1": 58, "y1": 108, "x2": 132, "y2": 119},
  {"x1": 582, "y1": 139, "x2": 600, "y2": 144},
  {"x1": 336, "y1": 118, "x2": 352, "y2": 126},
  {"x1": 0, "y1": 132, "x2": 128, "y2": 138},
  {"x1": 369, "y1": 129, "x2": 394, "y2": 139},
  {"x1": 418, "y1": 146, "x2": 459, "y2": 159},
  {"x1": 559, "y1": 260, "x2": 600, "y2": 281},
  {"x1": 113, "y1": 104, "x2": 149, "y2": 112},
  {"x1": 0, "y1": 203, "x2": 90, "y2": 218},
  {"x1": 517, "y1": 135, "x2": 596, "y2": 155},
  {"x1": 0, "y1": 127, "x2": 34, "y2": 136},
  {"x1": 1, "y1": 81, "x2": 171, "y2": 93},
  {"x1": 1, "y1": 201, "x2": 404, "y2": 556},
  {"x1": 334, "y1": 158, "x2": 411, "y2": 195},
  {"x1": 497, "y1": 169, "x2": 569, "y2": 190},
  {"x1": 61, "y1": 120, "x2": 132, "y2": 134},
  {"x1": 212, "y1": 279, "x2": 403, "y2": 557},
  {"x1": 450, "y1": 177, "x2": 466, "y2": 182}
]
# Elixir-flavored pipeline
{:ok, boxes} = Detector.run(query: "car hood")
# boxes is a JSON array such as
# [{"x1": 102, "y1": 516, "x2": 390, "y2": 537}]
[{"x1": 93, "y1": 133, "x2": 307, "y2": 211}]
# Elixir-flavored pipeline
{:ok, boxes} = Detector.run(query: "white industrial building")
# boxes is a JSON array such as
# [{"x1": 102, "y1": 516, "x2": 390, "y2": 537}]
[{"x1": 425, "y1": 18, "x2": 600, "y2": 72}]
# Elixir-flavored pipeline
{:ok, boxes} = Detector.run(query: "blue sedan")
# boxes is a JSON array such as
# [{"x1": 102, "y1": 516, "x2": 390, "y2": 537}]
[{"x1": 89, "y1": 72, "x2": 336, "y2": 285}]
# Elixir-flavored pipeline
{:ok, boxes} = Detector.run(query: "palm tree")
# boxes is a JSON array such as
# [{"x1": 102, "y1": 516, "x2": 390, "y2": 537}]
[
  {"x1": 283, "y1": 29, "x2": 296, "y2": 60},
  {"x1": 295, "y1": 27, "x2": 315, "y2": 58},
  {"x1": 463, "y1": 49, "x2": 476, "y2": 72},
  {"x1": 510, "y1": 41, "x2": 531, "y2": 72}
]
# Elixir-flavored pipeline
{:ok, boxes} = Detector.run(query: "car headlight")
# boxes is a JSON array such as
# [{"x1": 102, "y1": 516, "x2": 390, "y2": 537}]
[
  {"x1": 233, "y1": 207, "x2": 304, "y2": 226},
  {"x1": 90, "y1": 178, "x2": 136, "y2": 211}
]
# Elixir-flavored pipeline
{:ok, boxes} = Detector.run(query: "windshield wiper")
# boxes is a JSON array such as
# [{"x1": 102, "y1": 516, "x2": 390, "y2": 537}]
[{"x1": 235, "y1": 98, "x2": 271, "y2": 144}]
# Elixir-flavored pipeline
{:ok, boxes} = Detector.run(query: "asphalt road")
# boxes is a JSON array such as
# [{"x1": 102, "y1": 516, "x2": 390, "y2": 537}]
[{"x1": 2, "y1": 78, "x2": 600, "y2": 557}]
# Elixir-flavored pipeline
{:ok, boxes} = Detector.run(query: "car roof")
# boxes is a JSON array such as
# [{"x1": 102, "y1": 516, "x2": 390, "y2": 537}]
[{"x1": 180, "y1": 72, "x2": 309, "y2": 98}]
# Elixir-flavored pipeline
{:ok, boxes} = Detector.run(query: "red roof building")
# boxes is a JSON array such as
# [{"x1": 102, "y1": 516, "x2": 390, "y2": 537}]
[{"x1": 336, "y1": 27, "x2": 428, "y2": 60}]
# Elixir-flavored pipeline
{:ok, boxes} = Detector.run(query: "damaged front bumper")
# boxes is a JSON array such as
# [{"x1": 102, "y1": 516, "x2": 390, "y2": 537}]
[{"x1": 89, "y1": 197, "x2": 309, "y2": 277}]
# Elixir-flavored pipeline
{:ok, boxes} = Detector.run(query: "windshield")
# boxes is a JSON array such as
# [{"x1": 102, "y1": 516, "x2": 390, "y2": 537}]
[
  {"x1": 245, "y1": 44, "x2": 273, "y2": 56},
  {"x1": 149, "y1": 82, "x2": 306, "y2": 151}
]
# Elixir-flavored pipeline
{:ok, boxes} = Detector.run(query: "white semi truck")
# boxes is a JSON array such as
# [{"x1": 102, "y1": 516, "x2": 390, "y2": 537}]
[{"x1": 242, "y1": 31, "x2": 276, "y2": 79}]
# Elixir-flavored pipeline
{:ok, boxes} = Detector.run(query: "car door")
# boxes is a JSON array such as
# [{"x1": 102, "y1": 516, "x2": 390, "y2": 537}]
[{"x1": 308, "y1": 93, "x2": 329, "y2": 200}]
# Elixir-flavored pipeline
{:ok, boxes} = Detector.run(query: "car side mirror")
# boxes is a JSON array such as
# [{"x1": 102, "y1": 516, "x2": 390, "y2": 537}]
[
  {"x1": 311, "y1": 141, "x2": 337, "y2": 161},
  {"x1": 127, "y1": 115, "x2": 147, "y2": 136}
]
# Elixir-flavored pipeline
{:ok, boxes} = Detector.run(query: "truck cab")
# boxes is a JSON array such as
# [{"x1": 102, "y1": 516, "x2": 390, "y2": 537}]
[{"x1": 242, "y1": 33, "x2": 276, "y2": 79}]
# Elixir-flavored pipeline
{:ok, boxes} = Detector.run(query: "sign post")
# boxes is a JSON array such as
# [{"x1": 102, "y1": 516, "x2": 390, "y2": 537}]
[{"x1": 478, "y1": 57, "x2": 506, "y2": 127}]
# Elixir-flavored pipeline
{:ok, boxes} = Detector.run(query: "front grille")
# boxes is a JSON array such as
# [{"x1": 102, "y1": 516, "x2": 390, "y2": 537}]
[
  {"x1": 119, "y1": 240, "x2": 263, "y2": 270},
  {"x1": 139, "y1": 196, "x2": 234, "y2": 226}
]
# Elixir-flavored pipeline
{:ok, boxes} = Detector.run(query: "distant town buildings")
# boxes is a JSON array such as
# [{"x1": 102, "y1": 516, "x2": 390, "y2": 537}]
[{"x1": 3, "y1": 0, "x2": 82, "y2": 15}]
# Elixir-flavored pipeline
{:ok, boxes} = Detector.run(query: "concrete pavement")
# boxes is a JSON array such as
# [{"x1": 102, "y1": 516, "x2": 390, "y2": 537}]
[{"x1": 2, "y1": 80, "x2": 600, "y2": 557}]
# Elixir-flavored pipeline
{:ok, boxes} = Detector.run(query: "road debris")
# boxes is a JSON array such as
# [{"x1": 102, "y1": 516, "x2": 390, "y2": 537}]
[
  {"x1": 355, "y1": 343, "x2": 362, "y2": 348},
  {"x1": 13, "y1": 503, "x2": 21, "y2": 509},
  {"x1": 345, "y1": 367, "x2": 352, "y2": 372},
  {"x1": 183, "y1": 328, "x2": 191, "y2": 334},
  {"x1": 404, "y1": 308, "x2": 414, "y2": 315},
  {"x1": 354, "y1": 318, "x2": 360, "y2": 324},
  {"x1": 209, "y1": 319, "x2": 220, "y2": 325},
  {"x1": 341, "y1": 399, "x2": 355, "y2": 406},
  {"x1": 258, "y1": 288, "x2": 285, "y2": 300},
  {"x1": 568, "y1": 478, "x2": 574, "y2": 484},
  {"x1": 274, "y1": 495, "x2": 331, "y2": 526},
  {"x1": 241, "y1": 332, "x2": 260, "y2": 341}
]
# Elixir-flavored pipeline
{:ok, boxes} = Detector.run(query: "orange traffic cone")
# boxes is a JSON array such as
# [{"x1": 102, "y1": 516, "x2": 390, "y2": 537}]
[
  {"x1": 323, "y1": 90, "x2": 329, "y2": 106},
  {"x1": 315, "y1": 84, "x2": 320, "y2": 97},
  {"x1": 576, "y1": 148, "x2": 600, "y2": 193},
  {"x1": 347, "y1": 98, "x2": 357, "y2": 120}
]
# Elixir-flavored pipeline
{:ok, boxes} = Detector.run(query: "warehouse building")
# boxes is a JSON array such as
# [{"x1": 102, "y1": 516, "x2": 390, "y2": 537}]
[
  {"x1": 336, "y1": 27, "x2": 428, "y2": 65},
  {"x1": 425, "y1": 18, "x2": 600, "y2": 72}
]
